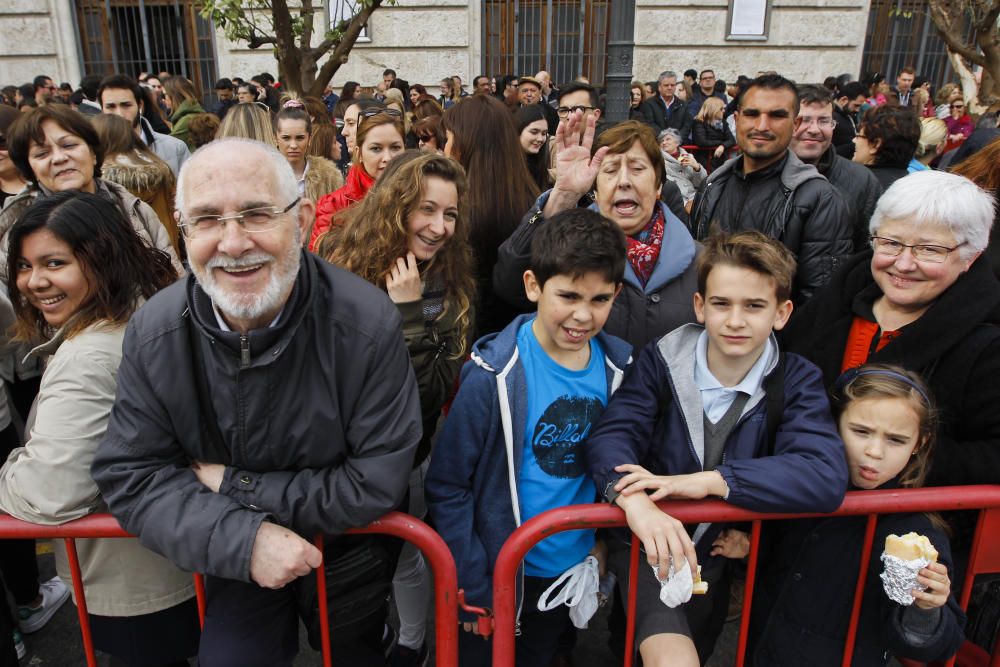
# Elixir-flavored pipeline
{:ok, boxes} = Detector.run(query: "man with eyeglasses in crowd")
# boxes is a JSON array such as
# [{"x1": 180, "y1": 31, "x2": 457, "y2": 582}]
[
  {"x1": 791, "y1": 84, "x2": 883, "y2": 252},
  {"x1": 92, "y1": 137, "x2": 421, "y2": 667},
  {"x1": 690, "y1": 73, "x2": 852, "y2": 303},
  {"x1": 686, "y1": 68, "x2": 727, "y2": 121},
  {"x1": 32, "y1": 76, "x2": 57, "y2": 106}
]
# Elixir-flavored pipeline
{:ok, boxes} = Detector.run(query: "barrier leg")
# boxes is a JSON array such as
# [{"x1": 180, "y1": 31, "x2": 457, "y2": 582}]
[
  {"x1": 623, "y1": 535, "x2": 639, "y2": 667},
  {"x1": 735, "y1": 520, "x2": 762, "y2": 667},
  {"x1": 193, "y1": 574, "x2": 206, "y2": 628},
  {"x1": 314, "y1": 535, "x2": 332, "y2": 667},
  {"x1": 842, "y1": 514, "x2": 877, "y2": 667},
  {"x1": 63, "y1": 538, "x2": 97, "y2": 667}
]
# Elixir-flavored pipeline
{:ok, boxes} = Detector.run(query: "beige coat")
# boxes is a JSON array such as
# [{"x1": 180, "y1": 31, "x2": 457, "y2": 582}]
[{"x1": 0, "y1": 320, "x2": 194, "y2": 616}]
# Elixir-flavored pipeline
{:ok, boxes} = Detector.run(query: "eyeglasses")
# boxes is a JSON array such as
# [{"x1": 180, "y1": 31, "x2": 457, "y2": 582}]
[
  {"x1": 950, "y1": 104, "x2": 965, "y2": 109},
  {"x1": 179, "y1": 198, "x2": 300, "y2": 239},
  {"x1": 360, "y1": 108, "x2": 402, "y2": 119},
  {"x1": 798, "y1": 117, "x2": 837, "y2": 129},
  {"x1": 556, "y1": 105, "x2": 595, "y2": 118},
  {"x1": 869, "y1": 236, "x2": 964, "y2": 263}
]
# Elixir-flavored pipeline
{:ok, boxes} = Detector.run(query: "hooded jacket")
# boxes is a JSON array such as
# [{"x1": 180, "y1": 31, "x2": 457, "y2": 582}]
[
  {"x1": 425, "y1": 313, "x2": 632, "y2": 618},
  {"x1": 584, "y1": 324, "x2": 848, "y2": 563},
  {"x1": 814, "y1": 146, "x2": 883, "y2": 252},
  {"x1": 168, "y1": 98, "x2": 206, "y2": 151},
  {"x1": 310, "y1": 164, "x2": 374, "y2": 251},
  {"x1": 91, "y1": 252, "x2": 422, "y2": 582},
  {"x1": 749, "y1": 501, "x2": 965, "y2": 666},
  {"x1": 494, "y1": 195, "x2": 702, "y2": 352},
  {"x1": 689, "y1": 151, "x2": 852, "y2": 303},
  {"x1": 139, "y1": 116, "x2": 190, "y2": 176}
]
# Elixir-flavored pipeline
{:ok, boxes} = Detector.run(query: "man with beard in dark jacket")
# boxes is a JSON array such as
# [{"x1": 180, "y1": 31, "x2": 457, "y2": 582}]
[
  {"x1": 831, "y1": 81, "x2": 866, "y2": 158},
  {"x1": 689, "y1": 73, "x2": 852, "y2": 303},
  {"x1": 791, "y1": 84, "x2": 882, "y2": 252},
  {"x1": 92, "y1": 138, "x2": 422, "y2": 667}
]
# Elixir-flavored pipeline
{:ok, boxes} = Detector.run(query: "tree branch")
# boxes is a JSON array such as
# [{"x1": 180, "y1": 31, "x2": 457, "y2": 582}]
[
  {"x1": 300, "y1": 1, "x2": 315, "y2": 51},
  {"x1": 311, "y1": 0, "x2": 385, "y2": 91},
  {"x1": 927, "y1": 0, "x2": 985, "y2": 65}
]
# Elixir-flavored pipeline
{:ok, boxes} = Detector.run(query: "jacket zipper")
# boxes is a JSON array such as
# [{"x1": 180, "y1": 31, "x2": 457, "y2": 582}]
[{"x1": 240, "y1": 334, "x2": 250, "y2": 368}]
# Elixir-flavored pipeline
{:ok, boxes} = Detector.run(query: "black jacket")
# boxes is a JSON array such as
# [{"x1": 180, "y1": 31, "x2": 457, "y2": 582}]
[
  {"x1": 639, "y1": 95, "x2": 692, "y2": 140},
  {"x1": 868, "y1": 165, "x2": 909, "y2": 190},
  {"x1": 92, "y1": 252, "x2": 422, "y2": 582},
  {"x1": 689, "y1": 151, "x2": 852, "y2": 302},
  {"x1": 815, "y1": 147, "x2": 883, "y2": 252},
  {"x1": 749, "y1": 505, "x2": 965, "y2": 667},
  {"x1": 781, "y1": 250, "x2": 1000, "y2": 491},
  {"x1": 831, "y1": 103, "x2": 858, "y2": 158},
  {"x1": 692, "y1": 119, "x2": 737, "y2": 169}
]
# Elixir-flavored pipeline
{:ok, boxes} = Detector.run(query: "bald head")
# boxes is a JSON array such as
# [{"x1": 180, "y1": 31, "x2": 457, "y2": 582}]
[
  {"x1": 535, "y1": 71, "x2": 552, "y2": 94},
  {"x1": 176, "y1": 138, "x2": 299, "y2": 214}
]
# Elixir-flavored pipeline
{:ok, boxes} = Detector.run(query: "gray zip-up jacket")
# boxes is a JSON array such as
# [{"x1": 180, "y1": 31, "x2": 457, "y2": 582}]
[{"x1": 92, "y1": 252, "x2": 422, "y2": 582}]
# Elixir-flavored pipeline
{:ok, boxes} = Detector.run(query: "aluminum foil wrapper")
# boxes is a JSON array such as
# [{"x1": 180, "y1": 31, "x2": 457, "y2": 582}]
[
  {"x1": 652, "y1": 558, "x2": 693, "y2": 608},
  {"x1": 880, "y1": 553, "x2": 930, "y2": 606}
]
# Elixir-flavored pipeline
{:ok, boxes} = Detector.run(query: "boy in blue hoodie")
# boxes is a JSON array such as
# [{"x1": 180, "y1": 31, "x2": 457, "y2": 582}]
[
  {"x1": 584, "y1": 231, "x2": 848, "y2": 667},
  {"x1": 426, "y1": 208, "x2": 633, "y2": 667}
]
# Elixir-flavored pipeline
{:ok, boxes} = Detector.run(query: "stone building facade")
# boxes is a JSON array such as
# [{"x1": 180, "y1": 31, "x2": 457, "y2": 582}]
[{"x1": 1, "y1": 0, "x2": 876, "y2": 95}]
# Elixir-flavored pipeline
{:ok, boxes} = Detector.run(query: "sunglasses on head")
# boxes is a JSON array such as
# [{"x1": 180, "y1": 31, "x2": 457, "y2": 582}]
[{"x1": 360, "y1": 108, "x2": 402, "y2": 119}]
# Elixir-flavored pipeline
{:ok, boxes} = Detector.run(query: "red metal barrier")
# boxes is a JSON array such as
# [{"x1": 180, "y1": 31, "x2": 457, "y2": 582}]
[
  {"x1": 0, "y1": 511, "x2": 459, "y2": 667},
  {"x1": 490, "y1": 486, "x2": 1000, "y2": 667}
]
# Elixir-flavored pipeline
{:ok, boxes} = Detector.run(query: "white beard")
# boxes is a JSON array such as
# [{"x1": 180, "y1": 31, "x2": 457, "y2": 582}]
[{"x1": 192, "y1": 241, "x2": 301, "y2": 324}]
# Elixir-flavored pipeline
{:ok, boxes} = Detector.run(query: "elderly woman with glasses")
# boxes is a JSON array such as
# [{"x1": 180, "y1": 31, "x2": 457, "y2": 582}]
[{"x1": 782, "y1": 170, "x2": 1000, "y2": 568}]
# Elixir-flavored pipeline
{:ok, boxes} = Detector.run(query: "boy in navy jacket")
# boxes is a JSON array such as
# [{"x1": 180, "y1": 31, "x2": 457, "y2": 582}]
[
  {"x1": 584, "y1": 231, "x2": 848, "y2": 667},
  {"x1": 426, "y1": 209, "x2": 633, "y2": 667}
]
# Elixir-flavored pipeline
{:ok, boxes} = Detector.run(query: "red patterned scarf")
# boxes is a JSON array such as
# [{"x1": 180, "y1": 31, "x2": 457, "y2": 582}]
[{"x1": 625, "y1": 207, "x2": 665, "y2": 287}]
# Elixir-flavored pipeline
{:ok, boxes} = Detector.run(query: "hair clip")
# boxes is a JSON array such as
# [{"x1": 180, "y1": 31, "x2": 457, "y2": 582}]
[
  {"x1": 283, "y1": 99, "x2": 305, "y2": 109},
  {"x1": 835, "y1": 367, "x2": 931, "y2": 407}
]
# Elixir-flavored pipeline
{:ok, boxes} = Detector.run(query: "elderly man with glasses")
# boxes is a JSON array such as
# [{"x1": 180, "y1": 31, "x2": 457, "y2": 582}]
[{"x1": 92, "y1": 137, "x2": 421, "y2": 667}]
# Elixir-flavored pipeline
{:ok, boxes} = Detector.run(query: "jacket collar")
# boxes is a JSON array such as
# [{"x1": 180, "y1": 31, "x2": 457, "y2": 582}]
[
  {"x1": 342, "y1": 163, "x2": 375, "y2": 202},
  {"x1": 186, "y1": 249, "x2": 316, "y2": 363}
]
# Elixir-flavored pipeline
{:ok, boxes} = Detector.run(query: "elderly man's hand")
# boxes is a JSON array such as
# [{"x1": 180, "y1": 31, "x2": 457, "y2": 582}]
[
  {"x1": 191, "y1": 462, "x2": 225, "y2": 493},
  {"x1": 250, "y1": 522, "x2": 323, "y2": 589}
]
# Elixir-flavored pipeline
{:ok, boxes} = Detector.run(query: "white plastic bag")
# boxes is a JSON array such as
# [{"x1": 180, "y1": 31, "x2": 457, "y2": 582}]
[
  {"x1": 652, "y1": 558, "x2": 694, "y2": 608},
  {"x1": 536, "y1": 555, "x2": 601, "y2": 628}
]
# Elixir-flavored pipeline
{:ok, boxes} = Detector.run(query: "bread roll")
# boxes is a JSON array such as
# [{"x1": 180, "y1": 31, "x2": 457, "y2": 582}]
[
  {"x1": 692, "y1": 565, "x2": 709, "y2": 595},
  {"x1": 884, "y1": 532, "x2": 939, "y2": 562}
]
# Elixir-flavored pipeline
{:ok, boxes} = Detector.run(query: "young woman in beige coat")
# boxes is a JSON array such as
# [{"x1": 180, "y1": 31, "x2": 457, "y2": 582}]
[{"x1": 0, "y1": 192, "x2": 197, "y2": 667}]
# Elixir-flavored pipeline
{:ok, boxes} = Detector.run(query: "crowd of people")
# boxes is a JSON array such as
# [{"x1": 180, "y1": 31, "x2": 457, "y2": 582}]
[{"x1": 0, "y1": 60, "x2": 997, "y2": 667}]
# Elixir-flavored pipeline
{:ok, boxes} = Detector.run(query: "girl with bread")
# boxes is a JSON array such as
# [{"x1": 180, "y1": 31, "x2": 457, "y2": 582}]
[{"x1": 713, "y1": 364, "x2": 965, "y2": 666}]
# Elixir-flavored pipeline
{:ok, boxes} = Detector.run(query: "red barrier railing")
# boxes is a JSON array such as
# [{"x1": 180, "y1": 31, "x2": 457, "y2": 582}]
[
  {"x1": 490, "y1": 485, "x2": 1000, "y2": 667},
  {"x1": 0, "y1": 511, "x2": 459, "y2": 667}
]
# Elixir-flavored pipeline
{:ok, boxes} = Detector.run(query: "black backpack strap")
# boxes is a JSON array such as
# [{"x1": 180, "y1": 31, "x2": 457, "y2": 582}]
[
  {"x1": 762, "y1": 351, "x2": 786, "y2": 457},
  {"x1": 185, "y1": 308, "x2": 231, "y2": 464}
]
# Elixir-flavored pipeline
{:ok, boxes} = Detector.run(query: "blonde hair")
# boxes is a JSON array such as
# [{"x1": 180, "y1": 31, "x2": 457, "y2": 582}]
[
  {"x1": 215, "y1": 102, "x2": 277, "y2": 145},
  {"x1": 917, "y1": 117, "x2": 948, "y2": 157},
  {"x1": 695, "y1": 96, "x2": 726, "y2": 123}
]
